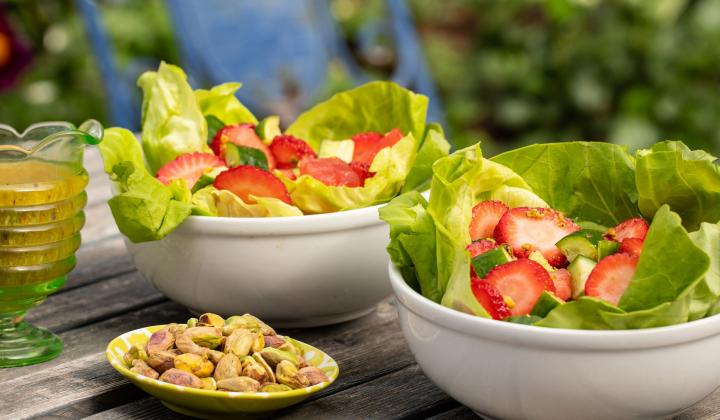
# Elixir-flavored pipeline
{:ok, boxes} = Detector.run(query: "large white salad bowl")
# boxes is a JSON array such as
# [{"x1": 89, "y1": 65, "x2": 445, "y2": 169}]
[
  {"x1": 123, "y1": 204, "x2": 391, "y2": 327},
  {"x1": 389, "y1": 263, "x2": 720, "y2": 420}
]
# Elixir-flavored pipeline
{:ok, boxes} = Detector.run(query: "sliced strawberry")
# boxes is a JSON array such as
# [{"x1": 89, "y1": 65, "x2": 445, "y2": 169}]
[
  {"x1": 585, "y1": 253, "x2": 639, "y2": 305},
  {"x1": 486, "y1": 259, "x2": 555, "y2": 316},
  {"x1": 619, "y1": 237, "x2": 644, "y2": 258},
  {"x1": 494, "y1": 207, "x2": 580, "y2": 267},
  {"x1": 606, "y1": 217, "x2": 649, "y2": 242},
  {"x1": 214, "y1": 165, "x2": 291, "y2": 204},
  {"x1": 550, "y1": 268, "x2": 572, "y2": 301},
  {"x1": 351, "y1": 128, "x2": 404, "y2": 165},
  {"x1": 299, "y1": 157, "x2": 362, "y2": 187},
  {"x1": 156, "y1": 152, "x2": 224, "y2": 188},
  {"x1": 466, "y1": 239, "x2": 498, "y2": 258},
  {"x1": 275, "y1": 168, "x2": 297, "y2": 181},
  {"x1": 469, "y1": 200, "x2": 509, "y2": 241},
  {"x1": 349, "y1": 161, "x2": 373, "y2": 184},
  {"x1": 471, "y1": 277, "x2": 512, "y2": 320},
  {"x1": 269, "y1": 135, "x2": 317, "y2": 169},
  {"x1": 211, "y1": 124, "x2": 276, "y2": 170}
]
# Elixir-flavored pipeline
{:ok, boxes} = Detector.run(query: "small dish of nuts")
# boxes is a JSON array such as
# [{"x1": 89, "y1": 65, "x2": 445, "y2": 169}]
[{"x1": 106, "y1": 313, "x2": 339, "y2": 419}]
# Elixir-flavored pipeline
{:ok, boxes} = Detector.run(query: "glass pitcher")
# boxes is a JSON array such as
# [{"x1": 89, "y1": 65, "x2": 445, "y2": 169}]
[{"x1": 0, "y1": 120, "x2": 102, "y2": 367}]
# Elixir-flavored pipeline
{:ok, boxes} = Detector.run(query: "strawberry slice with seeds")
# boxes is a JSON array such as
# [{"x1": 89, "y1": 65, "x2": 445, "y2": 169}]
[
  {"x1": 156, "y1": 152, "x2": 225, "y2": 188},
  {"x1": 299, "y1": 157, "x2": 362, "y2": 187},
  {"x1": 351, "y1": 128, "x2": 404, "y2": 165},
  {"x1": 585, "y1": 253, "x2": 639, "y2": 305},
  {"x1": 619, "y1": 237, "x2": 644, "y2": 258},
  {"x1": 214, "y1": 165, "x2": 291, "y2": 204},
  {"x1": 269, "y1": 135, "x2": 317, "y2": 169},
  {"x1": 550, "y1": 268, "x2": 572, "y2": 301},
  {"x1": 471, "y1": 277, "x2": 512, "y2": 320},
  {"x1": 211, "y1": 124, "x2": 276, "y2": 170},
  {"x1": 349, "y1": 161, "x2": 374, "y2": 184},
  {"x1": 466, "y1": 239, "x2": 499, "y2": 258},
  {"x1": 494, "y1": 207, "x2": 580, "y2": 267},
  {"x1": 469, "y1": 200, "x2": 509, "y2": 241},
  {"x1": 486, "y1": 259, "x2": 555, "y2": 316},
  {"x1": 606, "y1": 217, "x2": 649, "y2": 242}
]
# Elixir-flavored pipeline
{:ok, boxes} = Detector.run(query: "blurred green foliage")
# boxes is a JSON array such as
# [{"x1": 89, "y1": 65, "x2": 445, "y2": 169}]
[{"x1": 0, "y1": 0, "x2": 718, "y2": 154}]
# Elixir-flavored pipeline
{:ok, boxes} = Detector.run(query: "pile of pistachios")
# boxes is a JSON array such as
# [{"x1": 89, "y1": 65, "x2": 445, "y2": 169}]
[{"x1": 123, "y1": 313, "x2": 330, "y2": 392}]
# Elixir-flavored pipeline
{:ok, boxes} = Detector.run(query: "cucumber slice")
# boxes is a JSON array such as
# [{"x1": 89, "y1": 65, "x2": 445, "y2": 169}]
[
  {"x1": 531, "y1": 291, "x2": 565, "y2": 317},
  {"x1": 597, "y1": 239, "x2": 620, "y2": 261},
  {"x1": 556, "y1": 229, "x2": 604, "y2": 262},
  {"x1": 319, "y1": 139, "x2": 354, "y2": 163},
  {"x1": 225, "y1": 144, "x2": 269, "y2": 170},
  {"x1": 471, "y1": 246, "x2": 513, "y2": 278},
  {"x1": 255, "y1": 116, "x2": 281, "y2": 143},
  {"x1": 191, "y1": 174, "x2": 215, "y2": 193},
  {"x1": 205, "y1": 115, "x2": 226, "y2": 145},
  {"x1": 567, "y1": 256, "x2": 597, "y2": 299},
  {"x1": 528, "y1": 251, "x2": 554, "y2": 272}
]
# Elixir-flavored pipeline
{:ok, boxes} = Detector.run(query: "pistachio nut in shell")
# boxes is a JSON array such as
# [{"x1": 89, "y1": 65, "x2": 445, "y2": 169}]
[
  {"x1": 146, "y1": 350, "x2": 177, "y2": 373},
  {"x1": 241, "y1": 358, "x2": 269, "y2": 382},
  {"x1": 198, "y1": 313, "x2": 224, "y2": 329},
  {"x1": 263, "y1": 334, "x2": 285, "y2": 349},
  {"x1": 130, "y1": 359, "x2": 159, "y2": 379},
  {"x1": 200, "y1": 377, "x2": 217, "y2": 391},
  {"x1": 217, "y1": 376, "x2": 261, "y2": 392},
  {"x1": 260, "y1": 383, "x2": 292, "y2": 392},
  {"x1": 223, "y1": 314, "x2": 276, "y2": 336},
  {"x1": 251, "y1": 331, "x2": 265, "y2": 353},
  {"x1": 145, "y1": 328, "x2": 175, "y2": 354},
  {"x1": 187, "y1": 317, "x2": 198, "y2": 328},
  {"x1": 214, "y1": 353, "x2": 241, "y2": 381},
  {"x1": 186, "y1": 326, "x2": 224, "y2": 349},
  {"x1": 299, "y1": 366, "x2": 330, "y2": 385},
  {"x1": 260, "y1": 347, "x2": 299, "y2": 368},
  {"x1": 252, "y1": 352, "x2": 276, "y2": 383},
  {"x1": 207, "y1": 349, "x2": 224, "y2": 364},
  {"x1": 224, "y1": 328, "x2": 254, "y2": 357},
  {"x1": 123, "y1": 344, "x2": 148, "y2": 366},
  {"x1": 159, "y1": 368, "x2": 203, "y2": 389},
  {"x1": 276, "y1": 360, "x2": 309, "y2": 389},
  {"x1": 174, "y1": 353, "x2": 214, "y2": 378}
]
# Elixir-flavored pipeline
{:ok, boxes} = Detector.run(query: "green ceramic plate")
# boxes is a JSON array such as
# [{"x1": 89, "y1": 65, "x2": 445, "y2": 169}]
[{"x1": 106, "y1": 325, "x2": 339, "y2": 419}]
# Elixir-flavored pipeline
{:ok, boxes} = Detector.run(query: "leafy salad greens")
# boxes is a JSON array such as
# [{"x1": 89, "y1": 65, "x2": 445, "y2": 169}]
[
  {"x1": 380, "y1": 140, "x2": 720, "y2": 329},
  {"x1": 99, "y1": 62, "x2": 450, "y2": 243}
]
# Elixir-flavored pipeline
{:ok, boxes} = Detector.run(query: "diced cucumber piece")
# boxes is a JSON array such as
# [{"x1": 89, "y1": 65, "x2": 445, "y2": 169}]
[
  {"x1": 225, "y1": 144, "x2": 269, "y2": 170},
  {"x1": 319, "y1": 139, "x2": 354, "y2": 163},
  {"x1": 597, "y1": 239, "x2": 620, "y2": 261},
  {"x1": 556, "y1": 229, "x2": 604, "y2": 262},
  {"x1": 255, "y1": 116, "x2": 281, "y2": 143},
  {"x1": 471, "y1": 246, "x2": 513, "y2": 278},
  {"x1": 504, "y1": 315, "x2": 542, "y2": 325},
  {"x1": 531, "y1": 291, "x2": 565, "y2": 317},
  {"x1": 528, "y1": 251, "x2": 554, "y2": 272},
  {"x1": 205, "y1": 115, "x2": 226, "y2": 145},
  {"x1": 567, "y1": 256, "x2": 597, "y2": 299},
  {"x1": 191, "y1": 174, "x2": 215, "y2": 193}
]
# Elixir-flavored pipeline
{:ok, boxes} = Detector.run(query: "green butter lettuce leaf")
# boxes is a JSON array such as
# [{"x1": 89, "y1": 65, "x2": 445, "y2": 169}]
[
  {"x1": 286, "y1": 81, "x2": 428, "y2": 150},
  {"x1": 688, "y1": 223, "x2": 720, "y2": 320},
  {"x1": 599, "y1": 296, "x2": 693, "y2": 329},
  {"x1": 195, "y1": 82, "x2": 258, "y2": 125},
  {"x1": 97, "y1": 127, "x2": 146, "y2": 181},
  {"x1": 401, "y1": 123, "x2": 452, "y2": 193},
  {"x1": 491, "y1": 142, "x2": 638, "y2": 226},
  {"x1": 279, "y1": 133, "x2": 417, "y2": 213},
  {"x1": 138, "y1": 62, "x2": 210, "y2": 173},
  {"x1": 379, "y1": 191, "x2": 438, "y2": 300},
  {"x1": 618, "y1": 205, "x2": 710, "y2": 312},
  {"x1": 192, "y1": 187, "x2": 302, "y2": 217},
  {"x1": 534, "y1": 297, "x2": 624, "y2": 329},
  {"x1": 635, "y1": 140, "x2": 720, "y2": 231}
]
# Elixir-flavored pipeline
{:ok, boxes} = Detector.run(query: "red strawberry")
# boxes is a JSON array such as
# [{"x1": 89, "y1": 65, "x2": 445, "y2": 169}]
[
  {"x1": 211, "y1": 124, "x2": 276, "y2": 170},
  {"x1": 351, "y1": 128, "x2": 404, "y2": 165},
  {"x1": 214, "y1": 165, "x2": 291, "y2": 204},
  {"x1": 156, "y1": 152, "x2": 224, "y2": 188},
  {"x1": 466, "y1": 239, "x2": 498, "y2": 258},
  {"x1": 299, "y1": 157, "x2": 362, "y2": 187},
  {"x1": 494, "y1": 207, "x2": 580, "y2": 267},
  {"x1": 607, "y1": 217, "x2": 649, "y2": 242},
  {"x1": 275, "y1": 168, "x2": 297, "y2": 181},
  {"x1": 619, "y1": 237, "x2": 644, "y2": 258},
  {"x1": 584, "y1": 253, "x2": 639, "y2": 305},
  {"x1": 349, "y1": 161, "x2": 373, "y2": 184},
  {"x1": 486, "y1": 259, "x2": 555, "y2": 316},
  {"x1": 469, "y1": 200, "x2": 509, "y2": 241},
  {"x1": 550, "y1": 268, "x2": 572, "y2": 301},
  {"x1": 471, "y1": 277, "x2": 512, "y2": 320},
  {"x1": 269, "y1": 135, "x2": 317, "y2": 169}
]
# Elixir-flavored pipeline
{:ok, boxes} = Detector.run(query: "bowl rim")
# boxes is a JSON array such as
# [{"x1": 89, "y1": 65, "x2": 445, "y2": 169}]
[
  {"x1": 106, "y1": 325, "x2": 339, "y2": 400},
  {"x1": 388, "y1": 262, "x2": 720, "y2": 350}
]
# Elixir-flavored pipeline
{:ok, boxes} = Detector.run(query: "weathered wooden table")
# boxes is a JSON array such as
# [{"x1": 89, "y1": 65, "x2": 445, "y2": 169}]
[{"x1": 1, "y1": 150, "x2": 719, "y2": 419}]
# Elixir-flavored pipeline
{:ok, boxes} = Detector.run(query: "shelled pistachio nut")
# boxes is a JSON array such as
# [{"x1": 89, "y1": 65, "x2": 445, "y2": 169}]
[
  {"x1": 187, "y1": 318, "x2": 198, "y2": 328},
  {"x1": 146, "y1": 350, "x2": 177, "y2": 373},
  {"x1": 130, "y1": 359, "x2": 159, "y2": 379},
  {"x1": 263, "y1": 335, "x2": 285, "y2": 349},
  {"x1": 240, "y1": 356, "x2": 269, "y2": 382},
  {"x1": 146, "y1": 328, "x2": 175, "y2": 354},
  {"x1": 299, "y1": 366, "x2": 330, "y2": 385},
  {"x1": 224, "y1": 328, "x2": 254, "y2": 357},
  {"x1": 260, "y1": 383, "x2": 292, "y2": 392},
  {"x1": 260, "y1": 347, "x2": 299, "y2": 368},
  {"x1": 223, "y1": 314, "x2": 276, "y2": 336},
  {"x1": 159, "y1": 368, "x2": 203, "y2": 388},
  {"x1": 206, "y1": 349, "x2": 225, "y2": 364},
  {"x1": 174, "y1": 353, "x2": 214, "y2": 378},
  {"x1": 214, "y1": 353, "x2": 241, "y2": 381},
  {"x1": 198, "y1": 313, "x2": 225, "y2": 329},
  {"x1": 200, "y1": 377, "x2": 217, "y2": 391},
  {"x1": 276, "y1": 360, "x2": 309, "y2": 389},
  {"x1": 123, "y1": 344, "x2": 148, "y2": 366},
  {"x1": 217, "y1": 376, "x2": 261, "y2": 392},
  {"x1": 167, "y1": 323, "x2": 187, "y2": 340}
]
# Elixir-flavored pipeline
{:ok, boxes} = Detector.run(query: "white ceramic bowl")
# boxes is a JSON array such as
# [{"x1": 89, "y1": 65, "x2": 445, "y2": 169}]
[
  {"x1": 389, "y1": 263, "x2": 720, "y2": 420},
  {"x1": 124, "y1": 204, "x2": 391, "y2": 327}
]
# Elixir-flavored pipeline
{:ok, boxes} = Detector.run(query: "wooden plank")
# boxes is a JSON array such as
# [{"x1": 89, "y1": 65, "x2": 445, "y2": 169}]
[
  {"x1": 427, "y1": 406, "x2": 479, "y2": 420},
  {"x1": 65, "y1": 235, "x2": 134, "y2": 291},
  {"x1": 82, "y1": 397, "x2": 191, "y2": 420}
]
